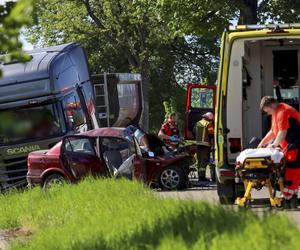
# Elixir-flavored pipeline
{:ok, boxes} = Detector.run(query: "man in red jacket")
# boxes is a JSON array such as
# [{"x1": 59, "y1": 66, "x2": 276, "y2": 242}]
[
  {"x1": 158, "y1": 112, "x2": 181, "y2": 149},
  {"x1": 259, "y1": 96, "x2": 300, "y2": 208}
]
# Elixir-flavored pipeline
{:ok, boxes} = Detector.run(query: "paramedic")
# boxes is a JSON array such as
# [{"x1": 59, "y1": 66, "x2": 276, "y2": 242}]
[
  {"x1": 158, "y1": 112, "x2": 181, "y2": 149},
  {"x1": 193, "y1": 112, "x2": 214, "y2": 182},
  {"x1": 258, "y1": 96, "x2": 300, "y2": 208}
]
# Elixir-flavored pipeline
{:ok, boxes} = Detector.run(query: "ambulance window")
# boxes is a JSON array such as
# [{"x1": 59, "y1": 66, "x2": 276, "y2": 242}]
[{"x1": 191, "y1": 88, "x2": 214, "y2": 109}]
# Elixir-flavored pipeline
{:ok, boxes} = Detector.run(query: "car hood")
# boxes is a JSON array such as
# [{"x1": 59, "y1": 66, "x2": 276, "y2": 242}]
[{"x1": 147, "y1": 153, "x2": 188, "y2": 166}]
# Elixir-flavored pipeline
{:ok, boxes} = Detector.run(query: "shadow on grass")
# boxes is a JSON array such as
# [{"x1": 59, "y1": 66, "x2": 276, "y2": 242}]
[{"x1": 76, "y1": 204, "x2": 250, "y2": 250}]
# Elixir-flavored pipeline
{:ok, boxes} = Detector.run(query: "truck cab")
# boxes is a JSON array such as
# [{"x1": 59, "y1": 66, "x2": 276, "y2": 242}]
[
  {"x1": 215, "y1": 24, "x2": 300, "y2": 203},
  {"x1": 0, "y1": 43, "x2": 98, "y2": 190}
]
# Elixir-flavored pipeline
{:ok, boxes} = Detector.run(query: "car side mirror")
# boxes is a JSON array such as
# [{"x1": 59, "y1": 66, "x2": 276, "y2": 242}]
[{"x1": 148, "y1": 151, "x2": 155, "y2": 157}]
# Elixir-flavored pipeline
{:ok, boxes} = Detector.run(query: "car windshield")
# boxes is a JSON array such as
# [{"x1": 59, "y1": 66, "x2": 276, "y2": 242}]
[{"x1": 0, "y1": 103, "x2": 66, "y2": 145}]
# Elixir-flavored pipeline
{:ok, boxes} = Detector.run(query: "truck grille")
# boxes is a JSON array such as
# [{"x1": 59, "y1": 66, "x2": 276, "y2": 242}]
[{"x1": 0, "y1": 156, "x2": 28, "y2": 190}]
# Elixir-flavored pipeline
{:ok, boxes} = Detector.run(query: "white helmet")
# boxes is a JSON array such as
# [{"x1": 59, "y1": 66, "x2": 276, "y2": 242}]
[{"x1": 202, "y1": 112, "x2": 214, "y2": 121}]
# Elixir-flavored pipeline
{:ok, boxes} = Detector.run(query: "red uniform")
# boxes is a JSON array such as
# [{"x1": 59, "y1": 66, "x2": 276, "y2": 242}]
[
  {"x1": 268, "y1": 103, "x2": 300, "y2": 199},
  {"x1": 160, "y1": 120, "x2": 180, "y2": 148}
]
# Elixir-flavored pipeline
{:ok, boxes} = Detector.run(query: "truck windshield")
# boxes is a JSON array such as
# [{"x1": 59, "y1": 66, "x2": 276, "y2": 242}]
[{"x1": 0, "y1": 103, "x2": 66, "y2": 145}]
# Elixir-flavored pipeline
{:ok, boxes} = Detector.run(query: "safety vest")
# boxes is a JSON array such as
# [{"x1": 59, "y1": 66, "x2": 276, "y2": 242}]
[{"x1": 194, "y1": 118, "x2": 214, "y2": 147}]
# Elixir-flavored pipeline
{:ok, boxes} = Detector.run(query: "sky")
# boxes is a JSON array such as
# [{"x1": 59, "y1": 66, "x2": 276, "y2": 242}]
[{"x1": 20, "y1": 34, "x2": 33, "y2": 50}]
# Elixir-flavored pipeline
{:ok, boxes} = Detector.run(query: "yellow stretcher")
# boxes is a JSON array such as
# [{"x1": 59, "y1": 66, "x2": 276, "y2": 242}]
[{"x1": 235, "y1": 157, "x2": 285, "y2": 208}]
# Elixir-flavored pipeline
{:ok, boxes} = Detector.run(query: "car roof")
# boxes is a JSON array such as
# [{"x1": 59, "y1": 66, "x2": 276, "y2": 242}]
[{"x1": 79, "y1": 127, "x2": 126, "y2": 138}]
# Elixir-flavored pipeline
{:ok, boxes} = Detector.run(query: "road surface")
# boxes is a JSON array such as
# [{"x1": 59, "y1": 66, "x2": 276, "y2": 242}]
[{"x1": 159, "y1": 182, "x2": 300, "y2": 228}]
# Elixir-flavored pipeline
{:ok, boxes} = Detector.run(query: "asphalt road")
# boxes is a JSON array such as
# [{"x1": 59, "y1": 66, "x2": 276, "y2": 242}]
[{"x1": 158, "y1": 182, "x2": 300, "y2": 228}]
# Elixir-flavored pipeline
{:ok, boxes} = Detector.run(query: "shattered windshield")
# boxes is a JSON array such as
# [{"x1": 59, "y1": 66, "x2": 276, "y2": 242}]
[{"x1": 0, "y1": 103, "x2": 66, "y2": 145}]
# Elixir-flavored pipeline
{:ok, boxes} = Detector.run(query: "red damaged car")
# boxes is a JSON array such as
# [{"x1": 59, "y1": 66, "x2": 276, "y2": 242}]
[{"x1": 27, "y1": 127, "x2": 195, "y2": 190}]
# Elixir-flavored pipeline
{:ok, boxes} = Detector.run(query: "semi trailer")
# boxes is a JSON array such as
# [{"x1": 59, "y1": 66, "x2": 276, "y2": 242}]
[{"x1": 91, "y1": 73, "x2": 144, "y2": 128}]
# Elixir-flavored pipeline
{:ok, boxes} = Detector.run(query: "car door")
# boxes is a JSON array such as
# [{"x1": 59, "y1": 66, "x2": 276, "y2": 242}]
[
  {"x1": 132, "y1": 136, "x2": 147, "y2": 182},
  {"x1": 61, "y1": 136, "x2": 106, "y2": 180},
  {"x1": 184, "y1": 84, "x2": 216, "y2": 140}
]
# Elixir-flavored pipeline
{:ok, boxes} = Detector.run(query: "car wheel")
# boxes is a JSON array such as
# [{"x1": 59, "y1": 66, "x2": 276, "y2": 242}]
[
  {"x1": 217, "y1": 178, "x2": 235, "y2": 204},
  {"x1": 159, "y1": 166, "x2": 186, "y2": 191},
  {"x1": 43, "y1": 174, "x2": 65, "y2": 189}
]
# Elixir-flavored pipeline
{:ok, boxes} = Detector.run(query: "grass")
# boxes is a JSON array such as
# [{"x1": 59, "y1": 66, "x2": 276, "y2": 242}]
[{"x1": 0, "y1": 179, "x2": 299, "y2": 250}]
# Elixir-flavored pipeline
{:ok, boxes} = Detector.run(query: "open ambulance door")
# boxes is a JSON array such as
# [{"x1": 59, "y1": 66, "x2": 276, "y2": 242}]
[
  {"x1": 184, "y1": 84, "x2": 216, "y2": 140},
  {"x1": 215, "y1": 31, "x2": 229, "y2": 170}
]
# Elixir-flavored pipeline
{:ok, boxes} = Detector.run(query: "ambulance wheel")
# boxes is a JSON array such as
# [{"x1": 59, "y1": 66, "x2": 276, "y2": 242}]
[
  {"x1": 159, "y1": 166, "x2": 186, "y2": 190},
  {"x1": 235, "y1": 182, "x2": 245, "y2": 198},
  {"x1": 210, "y1": 164, "x2": 216, "y2": 182},
  {"x1": 217, "y1": 179, "x2": 235, "y2": 204}
]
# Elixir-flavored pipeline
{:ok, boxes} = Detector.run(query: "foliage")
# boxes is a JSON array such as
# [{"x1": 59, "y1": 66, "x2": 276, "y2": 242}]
[
  {"x1": 25, "y1": 0, "x2": 300, "y2": 132},
  {"x1": 0, "y1": 179, "x2": 299, "y2": 249},
  {"x1": 160, "y1": 0, "x2": 237, "y2": 36},
  {"x1": 259, "y1": 0, "x2": 300, "y2": 23},
  {"x1": 0, "y1": 0, "x2": 32, "y2": 77},
  {"x1": 25, "y1": 0, "x2": 226, "y2": 132}
]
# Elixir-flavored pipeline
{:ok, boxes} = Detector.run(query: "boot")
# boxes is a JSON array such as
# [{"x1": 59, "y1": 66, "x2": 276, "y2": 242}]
[
  {"x1": 290, "y1": 195, "x2": 298, "y2": 209},
  {"x1": 283, "y1": 199, "x2": 291, "y2": 210},
  {"x1": 282, "y1": 197, "x2": 298, "y2": 210}
]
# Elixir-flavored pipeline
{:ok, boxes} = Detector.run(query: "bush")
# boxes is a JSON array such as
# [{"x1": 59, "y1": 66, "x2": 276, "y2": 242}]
[{"x1": 0, "y1": 179, "x2": 299, "y2": 249}]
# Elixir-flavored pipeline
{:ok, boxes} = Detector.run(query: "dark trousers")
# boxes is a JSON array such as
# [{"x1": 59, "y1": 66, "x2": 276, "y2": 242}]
[{"x1": 196, "y1": 145, "x2": 211, "y2": 178}]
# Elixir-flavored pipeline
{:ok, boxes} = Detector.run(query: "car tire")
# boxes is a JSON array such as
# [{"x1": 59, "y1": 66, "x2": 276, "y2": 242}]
[
  {"x1": 217, "y1": 178, "x2": 245, "y2": 204},
  {"x1": 159, "y1": 166, "x2": 187, "y2": 191},
  {"x1": 217, "y1": 178, "x2": 235, "y2": 204},
  {"x1": 43, "y1": 174, "x2": 65, "y2": 189}
]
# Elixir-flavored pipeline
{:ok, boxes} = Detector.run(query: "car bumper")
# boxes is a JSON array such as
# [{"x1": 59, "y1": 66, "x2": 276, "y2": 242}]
[
  {"x1": 217, "y1": 167, "x2": 236, "y2": 182},
  {"x1": 26, "y1": 175, "x2": 43, "y2": 187}
]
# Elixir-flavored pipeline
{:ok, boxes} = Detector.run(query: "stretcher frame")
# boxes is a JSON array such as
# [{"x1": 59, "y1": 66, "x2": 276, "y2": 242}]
[{"x1": 235, "y1": 157, "x2": 285, "y2": 207}]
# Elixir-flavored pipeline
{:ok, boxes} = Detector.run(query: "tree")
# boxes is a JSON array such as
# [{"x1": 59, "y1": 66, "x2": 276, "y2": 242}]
[
  {"x1": 28, "y1": 0, "x2": 180, "y2": 130},
  {"x1": 27, "y1": 0, "x2": 229, "y2": 131},
  {"x1": 0, "y1": 0, "x2": 32, "y2": 76},
  {"x1": 259, "y1": 0, "x2": 300, "y2": 23},
  {"x1": 27, "y1": 0, "x2": 300, "y2": 132}
]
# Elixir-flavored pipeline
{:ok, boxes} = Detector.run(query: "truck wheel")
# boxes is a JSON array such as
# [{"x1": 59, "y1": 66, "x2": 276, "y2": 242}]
[
  {"x1": 43, "y1": 174, "x2": 65, "y2": 189},
  {"x1": 217, "y1": 178, "x2": 235, "y2": 204},
  {"x1": 159, "y1": 166, "x2": 186, "y2": 191},
  {"x1": 210, "y1": 164, "x2": 216, "y2": 182}
]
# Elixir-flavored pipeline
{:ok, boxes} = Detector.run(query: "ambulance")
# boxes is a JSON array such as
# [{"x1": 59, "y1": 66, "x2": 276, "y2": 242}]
[{"x1": 215, "y1": 24, "x2": 300, "y2": 203}]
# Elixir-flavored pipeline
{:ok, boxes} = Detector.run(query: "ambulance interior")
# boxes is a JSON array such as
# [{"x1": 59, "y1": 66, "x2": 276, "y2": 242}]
[{"x1": 227, "y1": 38, "x2": 300, "y2": 163}]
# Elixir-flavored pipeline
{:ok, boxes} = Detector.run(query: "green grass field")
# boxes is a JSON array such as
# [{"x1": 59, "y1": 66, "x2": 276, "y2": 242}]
[{"x1": 0, "y1": 179, "x2": 299, "y2": 250}]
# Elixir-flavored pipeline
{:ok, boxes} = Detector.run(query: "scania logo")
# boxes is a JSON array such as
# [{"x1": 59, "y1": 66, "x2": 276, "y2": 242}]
[{"x1": 6, "y1": 145, "x2": 41, "y2": 155}]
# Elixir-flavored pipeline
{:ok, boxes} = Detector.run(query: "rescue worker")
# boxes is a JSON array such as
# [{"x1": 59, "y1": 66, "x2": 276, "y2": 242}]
[
  {"x1": 193, "y1": 112, "x2": 214, "y2": 182},
  {"x1": 258, "y1": 96, "x2": 300, "y2": 208},
  {"x1": 158, "y1": 112, "x2": 181, "y2": 149}
]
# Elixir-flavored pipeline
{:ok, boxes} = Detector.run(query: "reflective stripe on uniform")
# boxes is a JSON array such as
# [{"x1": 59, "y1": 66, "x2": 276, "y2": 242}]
[
  {"x1": 283, "y1": 188, "x2": 297, "y2": 199},
  {"x1": 283, "y1": 188, "x2": 297, "y2": 194}
]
